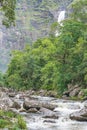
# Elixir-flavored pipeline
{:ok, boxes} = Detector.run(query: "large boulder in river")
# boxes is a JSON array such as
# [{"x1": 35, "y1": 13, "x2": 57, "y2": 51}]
[
  {"x1": 23, "y1": 99, "x2": 57, "y2": 111},
  {"x1": 23, "y1": 100, "x2": 41, "y2": 110},
  {"x1": 70, "y1": 108, "x2": 87, "y2": 121}
]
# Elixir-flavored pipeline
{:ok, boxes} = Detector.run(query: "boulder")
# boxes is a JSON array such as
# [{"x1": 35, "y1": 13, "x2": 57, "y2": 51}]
[
  {"x1": 40, "y1": 107, "x2": 59, "y2": 119},
  {"x1": 70, "y1": 108, "x2": 87, "y2": 121},
  {"x1": 41, "y1": 102, "x2": 57, "y2": 110},
  {"x1": 23, "y1": 99, "x2": 57, "y2": 111},
  {"x1": 23, "y1": 100, "x2": 41, "y2": 110},
  {"x1": 69, "y1": 87, "x2": 81, "y2": 97}
]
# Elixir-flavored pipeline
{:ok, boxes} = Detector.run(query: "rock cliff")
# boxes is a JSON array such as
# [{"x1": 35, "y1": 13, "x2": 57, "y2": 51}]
[{"x1": 0, "y1": 0, "x2": 73, "y2": 72}]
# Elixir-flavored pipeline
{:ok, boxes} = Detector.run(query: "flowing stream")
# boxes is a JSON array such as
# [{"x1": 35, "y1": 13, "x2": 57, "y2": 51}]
[{"x1": 19, "y1": 96, "x2": 87, "y2": 130}]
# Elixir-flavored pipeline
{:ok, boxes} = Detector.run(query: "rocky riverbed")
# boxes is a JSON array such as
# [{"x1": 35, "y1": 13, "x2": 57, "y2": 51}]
[{"x1": 0, "y1": 87, "x2": 87, "y2": 130}]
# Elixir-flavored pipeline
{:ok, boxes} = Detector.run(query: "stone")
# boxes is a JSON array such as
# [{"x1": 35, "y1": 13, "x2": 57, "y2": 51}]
[
  {"x1": 40, "y1": 107, "x2": 59, "y2": 119},
  {"x1": 0, "y1": 92, "x2": 13, "y2": 110},
  {"x1": 70, "y1": 108, "x2": 87, "y2": 121},
  {"x1": 23, "y1": 99, "x2": 57, "y2": 111},
  {"x1": 8, "y1": 93, "x2": 16, "y2": 97},
  {"x1": 78, "y1": 90, "x2": 84, "y2": 98},
  {"x1": 23, "y1": 100, "x2": 41, "y2": 110},
  {"x1": 27, "y1": 108, "x2": 38, "y2": 113},
  {"x1": 43, "y1": 120, "x2": 56, "y2": 123},
  {"x1": 11, "y1": 101, "x2": 21, "y2": 109},
  {"x1": 69, "y1": 87, "x2": 81, "y2": 97}
]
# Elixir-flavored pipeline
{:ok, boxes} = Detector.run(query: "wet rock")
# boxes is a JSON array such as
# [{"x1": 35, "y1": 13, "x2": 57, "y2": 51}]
[
  {"x1": 11, "y1": 101, "x2": 21, "y2": 109},
  {"x1": 70, "y1": 108, "x2": 87, "y2": 121},
  {"x1": 23, "y1": 99, "x2": 57, "y2": 111},
  {"x1": 43, "y1": 120, "x2": 56, "y2": 123},
  {"x1": 23, "y1": 100, "x2": 41, "y2": 110},
  {"x1": 40, "y1": 107, "x2": 59, "y2": 119},
  {"x1": 8, "y1": 93, "x2": 16, "y2": 97},
  {"x1": 41, "y1": 102, "x2": 57, "y2": 111},
  {"x1": 27, "y1": 108, "x2": 38, "y2": 113}
]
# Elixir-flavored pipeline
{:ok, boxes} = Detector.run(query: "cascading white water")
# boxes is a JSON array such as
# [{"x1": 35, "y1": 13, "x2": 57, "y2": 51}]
[
  {"x1": 22, "y1": 96, "x2": 87, "y2": 130},
  {"x1": 58, "y1": 11, "x2": 65, "y2": 24},
  {"x1": 56, "y1": 10, "x2": 65, "y2": 36}
]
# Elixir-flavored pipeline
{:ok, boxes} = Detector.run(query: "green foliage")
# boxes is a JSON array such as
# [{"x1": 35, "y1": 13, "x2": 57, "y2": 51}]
[
  {"x1": 83, "y1": 89, "x2": 87, "y2": 96},
  {"x1": 0, "y1": 71, "x2": 5, "y2": 86},
  {"x1": 0, "y1": 110, "x2": 27, "y2": 129},
  {"x1": 17, "y1": 115, "x2": 27, "y2": 129},
  {"x1": 0, "y1": 0, "x2": 16, "y2": 27},
  {"x1": 69, "y1": 0, "x2": 87, "y2": 23}
]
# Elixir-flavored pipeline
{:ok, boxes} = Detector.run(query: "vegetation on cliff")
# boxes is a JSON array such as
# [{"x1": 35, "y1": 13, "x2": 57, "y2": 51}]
[{"x1": 0, "y1": 0, "x2": 16, "y2": 27}]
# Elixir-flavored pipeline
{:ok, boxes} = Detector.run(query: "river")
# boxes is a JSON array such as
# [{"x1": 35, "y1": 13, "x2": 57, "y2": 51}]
[{"x1": 19, "y1": 96, "x2": 87, "y2": 130}]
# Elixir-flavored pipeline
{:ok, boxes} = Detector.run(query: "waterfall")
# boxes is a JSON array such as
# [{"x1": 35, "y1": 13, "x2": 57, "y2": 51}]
[
  {"x1": 56, "y1": 10, "x2": 65, "y2": 36},
  {"x1": 58, "y1": 11, "x2": 65, "y2": 24}
]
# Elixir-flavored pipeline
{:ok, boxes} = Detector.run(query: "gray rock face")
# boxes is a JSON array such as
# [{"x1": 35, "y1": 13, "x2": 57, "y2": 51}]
[
  {"x1": 0, "y1": 0, "x2": 73, "y2": 73},
  {"x1": 70, "y1": 108, "x2": 87, "y2": 121}
]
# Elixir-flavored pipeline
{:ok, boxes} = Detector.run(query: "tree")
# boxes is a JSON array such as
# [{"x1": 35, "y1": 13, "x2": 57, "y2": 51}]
[
  {"x1": 69, "y1": 0, "x2": 87, "y2": 23},
  {"x1": 0, "y1": 0, "x2": 16, "y2": 27}
]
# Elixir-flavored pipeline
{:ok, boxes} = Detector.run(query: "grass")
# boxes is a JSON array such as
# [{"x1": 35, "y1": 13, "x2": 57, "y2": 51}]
[{"x1": 0, "y1": 110, "x2": 27, "y2": 130}]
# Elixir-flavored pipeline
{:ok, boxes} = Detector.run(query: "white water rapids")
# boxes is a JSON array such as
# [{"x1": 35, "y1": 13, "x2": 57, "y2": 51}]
[{"x1": 19, "y1": 96, "x2": 87, "y2": 130}]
